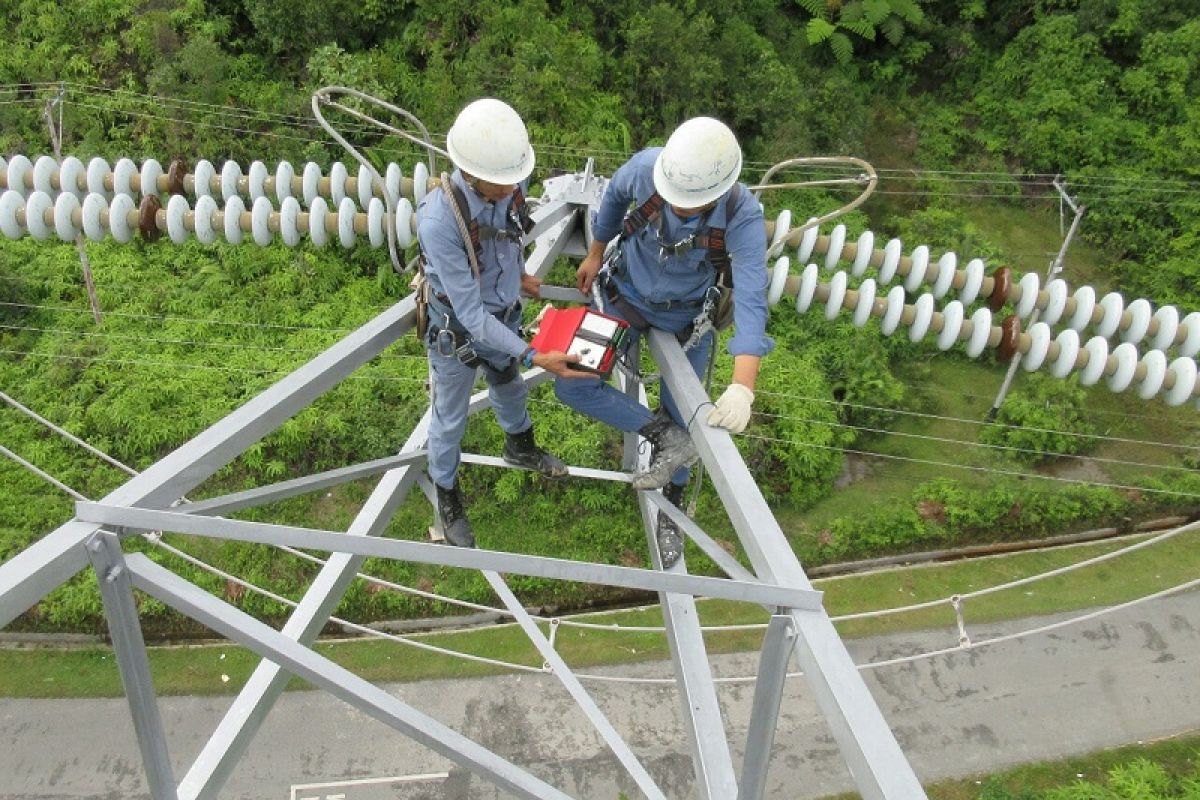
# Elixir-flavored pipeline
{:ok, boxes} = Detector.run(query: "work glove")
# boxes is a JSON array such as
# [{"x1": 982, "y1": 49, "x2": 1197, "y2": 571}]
[{"x1": 707, "y1": 384, "x2": 754, "y2": 433}]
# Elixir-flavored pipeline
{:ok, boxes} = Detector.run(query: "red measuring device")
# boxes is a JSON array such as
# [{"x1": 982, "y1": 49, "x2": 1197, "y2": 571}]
[{"x1": 529, "y1": 306, "x2": 630, "y2": 378}]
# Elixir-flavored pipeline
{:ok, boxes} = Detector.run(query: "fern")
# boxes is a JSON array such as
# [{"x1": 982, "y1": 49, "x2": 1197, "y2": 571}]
[
  {"x1": 862, "y1": 0, "x2": 893, "y2": 25},
  {"x1": 793, "y1": 0, "x2": 831, "y2": 18},
  {"x1": 806, "y1": 17, "x2": 836, "y2": 44},
  {"x1": 830, "y1": 31, "x2": 855, "y2": 64},
  {"x1": 843, "y1": 19, "x2": 878, "y2": 40}
]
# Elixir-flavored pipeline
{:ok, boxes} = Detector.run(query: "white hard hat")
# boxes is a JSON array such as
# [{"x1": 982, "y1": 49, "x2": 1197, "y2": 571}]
[
  {"x1": 446, "y1": 98, "x2": 535, "y2": 185},
  {"x1": 653, "y1": 117, "x2": 742, "y2": 208}
]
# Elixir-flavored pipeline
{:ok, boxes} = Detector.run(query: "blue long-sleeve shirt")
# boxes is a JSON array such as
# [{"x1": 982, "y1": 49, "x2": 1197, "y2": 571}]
[
  {"x1": 593, "y1": 148, "x2": 774, "y2": 358},
  {"x1": 416, "y1": 170, "x2": 528, "y2": 358}
]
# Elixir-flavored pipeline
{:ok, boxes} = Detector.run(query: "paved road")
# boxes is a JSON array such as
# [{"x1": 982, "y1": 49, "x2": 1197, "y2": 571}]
[{"x1": 2, "y1": 590, "x2": 1198, "y2": 799}]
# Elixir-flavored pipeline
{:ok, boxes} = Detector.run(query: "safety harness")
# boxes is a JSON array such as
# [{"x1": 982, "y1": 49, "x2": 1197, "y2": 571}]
[
  {"x1": 413, "y1": 173, "x2": 532, "y2": 380},
  {"x1": 600, "y1": 183, "x2": 744, "y2": 351}
]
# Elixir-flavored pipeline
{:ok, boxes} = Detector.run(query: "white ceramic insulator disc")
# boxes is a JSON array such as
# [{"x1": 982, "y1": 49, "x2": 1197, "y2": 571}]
[
  {"x1": 32, "y1": 156, "x2": 58, "y2": 194},
  {"x1": 140, "y1": 158, "x2": 163, "y2": 198},
  {"x1": 309, "y1": 196, "x2": 329, "y2": 246},
  {"x1": 25, "y1": 191, "x2": 51, "y2": 240},
  {"x1": 824, "y1": 223, "x2": 845, "y2": 270},
  {"x1": 879, "y1": 238, "x2": 902, "y2": 284},
  {"x1": 769, "y1": 209, "x2": 791, "y2": 257},
  {"x1": 251, "y1": 196, "x2": 273, "y2": 246},
  {"x1": 367, "y1": 197, "x2": 385, "y2": 248},
  {"x1": 904, "y1": 245, "x2": 929, "y2": 293},
  {"x1": 881, "y1": 285, "x2": 906, "y2": 336},
  {"x1": 1052, "y1": 329, "x2": 1080, "y2": 379},
  {"x1": 851, "y1": 230, "x2": 874, "y2": 276},
  {"x1": 280, "y1": 196, "x2": 301, "y2": 247},
  {"x1": 908, "y1": 293, "x2": 935, "y2": 342},
  {"x1": 0, "y1": 190, "x2": 24, "y2": 239},
  {"x1": 303, "y1": 162, "x2": 322, "y2": 208},
  {"x1": 275, "y1": 161, "x2": 295, "y2": 203},
  {"x1": 109, "y1": 193, "x2": 135, "y2": 243},
  {"x1": 937, "y1": 301, "x2": 964, "y2": 350},
  {"x1": 395, "y1": 197, "x2": 414, "y2": 248},
  {"x1": 358, "y1": 164, "x2": 375, "y2": 210},
  {"x1": 7, "y1": 154, "x2": 32, "y2": 197},
  {"x1": 1069, "y1": 285, "x2": 1096, "y2": 331},
  {"x1": 112, "y1": 158, "x2": 137, "y2": 198},
  {"x1": 966, "y1": 308, "x2": 992, "y2": 358},
  {"x1": 1165, "y1": 357, "x2": 1197, "y2": 406},
  {"x1": 412, "y1": 162, "x2": 429, "y2": 207},
  {"x1": 961, "y1": 258, "x2": 985, "y2": 305},
  {"x1": 194, "y1": 195, "x2": 217, "y2": 245},
  {"x1": 853, "y1": 278, "x2": 876, "y2": 327},
  {"x1": 795, "y1": 263, "x2": 819, "y2": 314},
  {"x1": 1150, "y1": 305, "x2": 1179, "y2": 353},
  {"x1": 81, "y1": 193, "x2": 106, "y2": 241},
  {"x1": 932, "y1": 251, "x2": 956, "y2": 298},
  {"x1": 193, "y1": 159, "x2": 216, "y2": 199},
  {"x1": 796, "y1": 219, "x2": 818, "y2": 263},
  {"x1": 1180, "y1": 312, "x2": 1200, "y2": 358},
  {"x1": 166, "y1": 194, "x2": 190, "y2": 244},
  {"x1": 59, "y1": 157, "x2": 85, "y2": 199},
  {"x1": 330, "y1": 162, "x2": 348, "y2": 206},
  {"x1": 86, "y1": 157, "x2": 111, "y2": 198},
  {"x1": 220, "y1": 161, "x2": 242, "y2": 202},
  {"x1": 224, "y1": 195, "x2": 245, "y2": 244},
  {"x1": 1106, "y1": 342, "x2": 1138, "y2": 392},
  {"x1": 1096, "y1": 291, "x2": 1124, "y2": 338},
  {"x1": 386, "y1": 163, "x2": 402, "y2": 204},
  {"x1": 768, "y1": 256, "x2": 789, "y2": 306},
  {"x1": 1042, "y1": 279, "x2": 1068, "y2": 326},
  {"x1": 825, "y1": 270, "x2": 847, "y2": 320},
  {"x1": 1137, "y1": 350, "x2": 1167, "y2": 400},
  {"x1": 338, "y1": 196, "x2": 356, "y2": 248},
  {"x1": 1122, "y1": 298, "x2": 1152, "y2": 344},
  {"x1": 1080, "y1": 336, "x2": 1109, "y2": 386},
  {"x1": 1015, "y1": 271, "x2": 1040, "y2": 318},
  {"x1": 247, "y1": 161, "x2": 268, "y2": 201},
  {"x1": 53, "y1": 192, "x2": 80, "y2": 241},
  {"x1": 1022, "y1": 322, "x2": 1051, "y2": 371}
]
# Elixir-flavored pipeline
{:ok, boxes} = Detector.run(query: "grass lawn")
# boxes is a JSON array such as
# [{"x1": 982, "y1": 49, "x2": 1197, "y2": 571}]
[
  {"x1": 2, "y1": 526, "x2": 1195, "y2": 698},
  {"x1": 822, "y1": 730, "x2": 1200, "y2": 799}
]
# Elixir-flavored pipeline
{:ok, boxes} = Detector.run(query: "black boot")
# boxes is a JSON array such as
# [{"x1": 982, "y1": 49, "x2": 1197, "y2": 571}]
[
  {"x1": 502, "y1": 425, "x2": 568, "y2": 477},
  {"x1": 633, "y1": 409, "x2": 698, "y2": 490},
  {"x1": 656, "y1": 481, "x2": 687, "y2": 569},
  {"x1": 435, "y1": 482, "x2": 476, "y2": 548}
]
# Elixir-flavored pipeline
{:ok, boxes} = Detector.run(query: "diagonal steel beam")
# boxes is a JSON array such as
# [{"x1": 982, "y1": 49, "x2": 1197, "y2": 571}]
[
  {"x1": 740, "y1": 615, "x2": 797, "y2": 800},
  {"x1": 0, "y1": 297, "x2": 417, "y2": 628},
  {"x1": 648, "y1": 328, "x2": 927, "y2": 800},
  {"x1": 178, "y1": 450, "x2": 427, "y2": 516},
  {"x1": 180, "y1": 372, "x2": 554, "y2": 799},
  {"x1": 484, "y1": 571, "x2": 667, "y2": 800},
  {"x1": 125, "y1": 553, "x2": 574, "y2": 800},
  {"x1": 86, "y1": 534, "x2": 177, "y2": 799},
  {"x1": 74, "y1": 503, "x2": 824, "y2": 610}
]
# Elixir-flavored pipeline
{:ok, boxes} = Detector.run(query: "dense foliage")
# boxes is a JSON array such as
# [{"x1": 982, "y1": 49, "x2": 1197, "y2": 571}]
[{"x1": 2, "y1": 0, "x2": 1198, "y2": 632}]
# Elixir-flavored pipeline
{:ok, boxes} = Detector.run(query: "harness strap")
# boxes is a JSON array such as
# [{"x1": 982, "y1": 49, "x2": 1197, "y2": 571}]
[
  {"x1": 618, "y1": 184, "x2": 743, "y2": 286},
  {"x1": 447, "y1": 181, "x2": 531, "y2": 264}
]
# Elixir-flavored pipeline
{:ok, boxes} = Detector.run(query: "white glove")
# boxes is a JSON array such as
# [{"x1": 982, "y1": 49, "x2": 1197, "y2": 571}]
[{"x1": 707, "y1": 384, "x2": 755, "y2": 433}]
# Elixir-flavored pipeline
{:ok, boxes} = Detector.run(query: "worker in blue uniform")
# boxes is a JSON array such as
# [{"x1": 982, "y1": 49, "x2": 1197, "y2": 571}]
[
  {"x1": 555, "y1": 116, "x2": 773, "y2": 567},
  {"x1": 417, "y1": 98, "x2": 586, "y2": 548}
]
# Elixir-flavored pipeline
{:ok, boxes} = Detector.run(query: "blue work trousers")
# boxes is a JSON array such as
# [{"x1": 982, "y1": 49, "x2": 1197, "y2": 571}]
[
  {"x1": 554, "y1": 298, "x2": 712, "y2": 487},
  {"x1": 425, "y1": 313, "x2": 532, "y2": 490}
]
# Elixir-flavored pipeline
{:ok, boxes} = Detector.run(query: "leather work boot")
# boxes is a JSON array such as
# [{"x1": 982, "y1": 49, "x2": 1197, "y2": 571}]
[
  {"x1": 435, "y1": 482, "x2": 476, "y2": 548},
  {"x1": 656, "y1": 481, "x2": 687, "y2": 569},
  {"x1": 632, "y1": 409, "x2": 698, "y2": 490},
  {"x1": 502, "y1": 425, "x2": 569, "y2": 478}
]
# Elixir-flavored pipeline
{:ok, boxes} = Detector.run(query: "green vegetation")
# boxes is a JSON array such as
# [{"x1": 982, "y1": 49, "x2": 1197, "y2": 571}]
[
  {"x1": 2, "y1": 2, "x2": 1199, "y2": 634},
  {"x1": 2, "y1": 527, "x2": 1194, "y2": 698},
  {"x1": 821, "y1": 733, "x2": 1200, "y2": 799}
]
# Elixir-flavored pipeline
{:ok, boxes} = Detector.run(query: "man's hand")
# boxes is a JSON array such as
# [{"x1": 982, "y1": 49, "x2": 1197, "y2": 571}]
[
  {"x1": 576, "y1": 252, "x2": 603, "y2": 296},
  {"x1": 707, "y1": 384, "x2": 754, "y2": 433},
  {"x1": 520, "y1": 274, "x2": 543, "y2": 298},
  {"x1": 534, "y1": 350, "x2": 591, "y2": 379}
]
